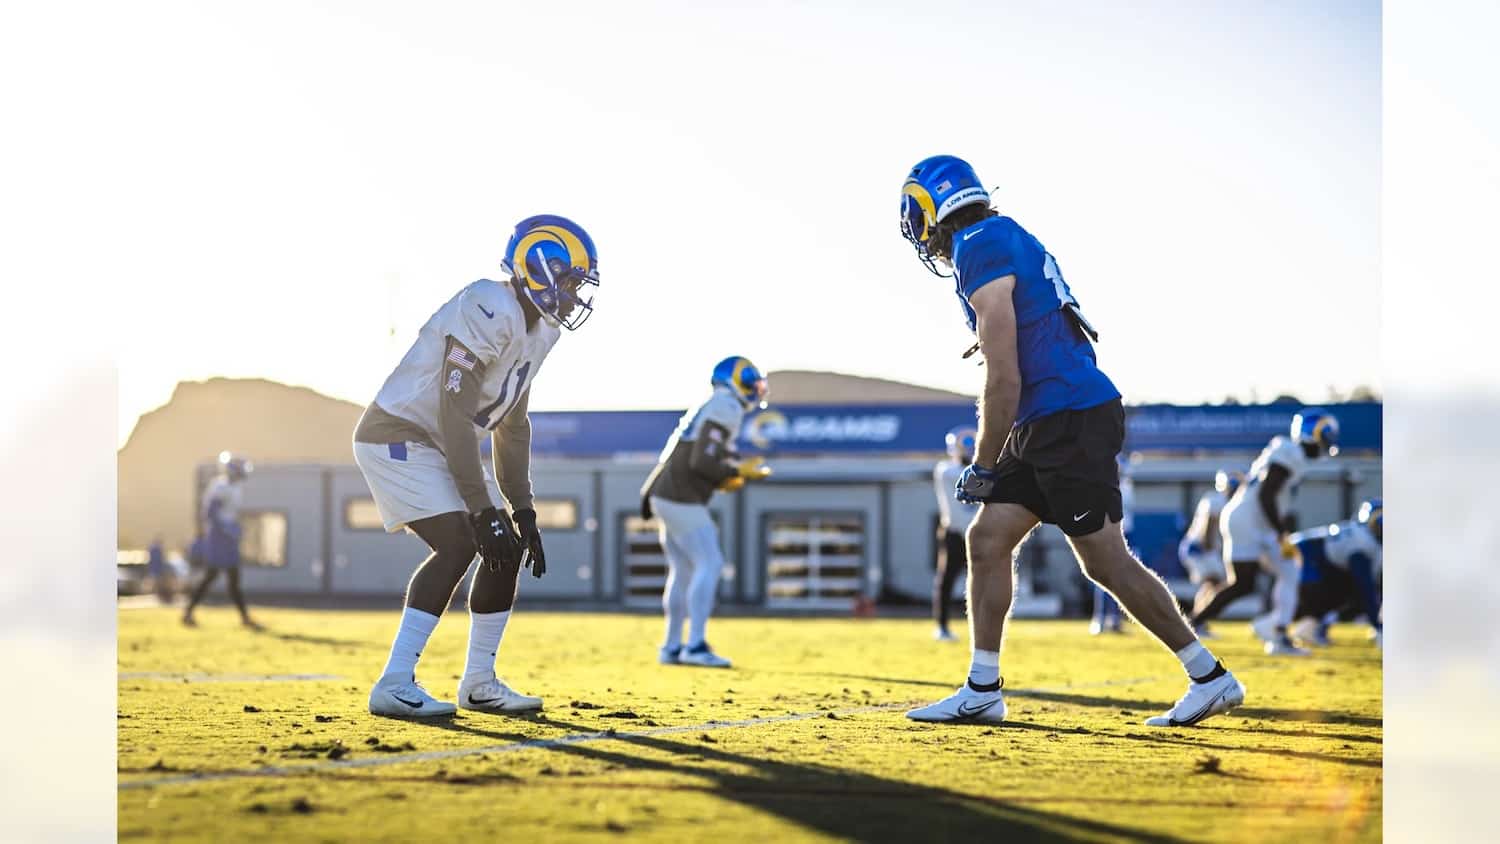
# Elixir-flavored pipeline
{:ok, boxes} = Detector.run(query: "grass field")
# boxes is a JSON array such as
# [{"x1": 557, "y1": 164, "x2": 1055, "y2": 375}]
[{"x1": 118, "y1": 606, "x2": 1382, "y2": 842}]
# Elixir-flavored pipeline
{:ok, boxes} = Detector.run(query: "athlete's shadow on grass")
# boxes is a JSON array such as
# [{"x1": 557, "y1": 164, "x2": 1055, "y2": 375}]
[
  {"x1": 447, "y1": 713, "x2": 1191, "y2": 844},
  {"x1": 247, "y1": 627, "x2": 378, "y2": 650}
]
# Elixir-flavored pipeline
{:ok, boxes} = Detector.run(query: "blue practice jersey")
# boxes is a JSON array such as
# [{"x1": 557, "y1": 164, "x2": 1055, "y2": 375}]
[{"x1": 953, "y1": 216, "x2": 1120, "y2": 426}]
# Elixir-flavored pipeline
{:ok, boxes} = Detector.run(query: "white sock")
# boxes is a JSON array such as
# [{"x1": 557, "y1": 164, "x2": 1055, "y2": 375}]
[
  {"x1": 968, "y1": 648, "x2": 1001, "y2": 688},
  {"x1": 1175, "y1": 640, "x2": 1219, "y2": 680},
  {"x1": 462, "y1": 610, "x2": 511, "y2": 686},
  {"x1": 381, "y1": 607, "x2": 440, "y2": 679}
]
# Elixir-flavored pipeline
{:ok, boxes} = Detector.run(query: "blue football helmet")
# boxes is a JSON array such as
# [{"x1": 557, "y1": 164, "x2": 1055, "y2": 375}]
[
  {"x1": 1291, "y1": 408, "x2": 1341, "y2": 456},
  {"x1": 900, "y1": 155, "x2": 991, "y2": 277},
  {"x1": 1358, "y1": 497, "x2": 1383, "y2": 543},
  {"x1": 1215, "y1": 468, "x2": 1245, "y2": 496},
  {"x1": 218, "y1": 450, "x2": 252, "y2": 482},
  {"x1": 711, "y1": 356, "x2": 768, "y2": 410},
  {"x1": 945, "y1": 425, "x2": 977, "y2": 462},
  {"x1": 501, "y1": 214, "x2": 599, "y2": 331}
]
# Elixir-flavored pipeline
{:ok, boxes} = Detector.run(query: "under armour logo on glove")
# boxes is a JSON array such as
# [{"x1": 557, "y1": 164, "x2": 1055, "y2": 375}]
[{"x1": 956, "y1": 463, "x2": 998, "y2": 504}]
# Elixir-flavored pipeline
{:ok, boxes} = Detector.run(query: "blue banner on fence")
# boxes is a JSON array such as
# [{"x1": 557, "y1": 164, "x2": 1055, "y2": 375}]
[{"x1": 516, "y1": 401, "x2": 1381, "y2": 457}]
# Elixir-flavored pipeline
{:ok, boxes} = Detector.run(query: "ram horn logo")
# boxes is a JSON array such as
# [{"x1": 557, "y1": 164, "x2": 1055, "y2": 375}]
[{"x1": 744, "y1": 410, "x2": 787, "y2": 450}]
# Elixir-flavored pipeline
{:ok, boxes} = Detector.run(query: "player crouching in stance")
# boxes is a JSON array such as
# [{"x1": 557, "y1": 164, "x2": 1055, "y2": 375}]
[
  {"x1": 1177, "y1": 469, "x2": 1244, "y2": 637},
  {"x1": 933, "y1": 426, "x2": 980, "y2": 641},
  {"x1": 352, "y1": 215, "x2": 599, "y2": 717},
  {"x1": 182, "y1": 452, "x2": 260, "y2": 629},
  {"x1": 1291, "y1": 499, "x2": 1383, "y2": 649},
  {"x1": 897, "y1": 156, "x2": 1243, "y2": 727},
  {"x1": 640, "y1": 357, "x2": 772, "y2": 668},
  {"x1": 1189, "y1": 410, "x2": 1340, "y2": 656}
]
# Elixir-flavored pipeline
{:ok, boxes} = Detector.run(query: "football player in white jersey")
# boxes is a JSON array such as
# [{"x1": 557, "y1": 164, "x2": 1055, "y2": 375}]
[
  {"x1": 1189, "y1": 409, "x2": 1341, "y2": 655},
  {"x1": 182, "y1": 452, "x2": 260, "y2": 629},
  {"x1": 352, "y1": 215, "x2": 599, "y2": 718},
  {"x1": 1178, "y1": 468, "x2": 1244, "y2": 636},
  {"x1": 640, "y1": 356, "x2": 772, "y2": 668},
  {"x1": 933, "y1": 425, "x2": 980, "y2": 641},
  {"x1": 1291, "y1": 499, "x2": 1383, "y2": 649}
]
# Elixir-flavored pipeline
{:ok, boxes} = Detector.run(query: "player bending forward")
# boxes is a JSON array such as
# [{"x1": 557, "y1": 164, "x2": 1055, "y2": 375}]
[
  {"x1": 1291, "y1": 499, "x2": 1383, "y2": 649},
  {"x1": 1178, "y1": 468, "x2": 1244, "y2": 637},
  {"x1": 897, "y1": 155, "x2": 1244, "y2": 727},
  {"x1": 353, "y1": 215, "x2": 599, "y2": 717},
  {"x1": 1189, "y1": 410, "x2": 1340, "y2": 656},
  {"x1": 641, "y1": 356, "x2": 772, "y2": 668}
]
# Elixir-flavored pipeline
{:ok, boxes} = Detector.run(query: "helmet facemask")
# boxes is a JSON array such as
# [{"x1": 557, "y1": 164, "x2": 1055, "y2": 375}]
[{"x1": 521, "y1": 250, "x2": 599, "y2": 331}]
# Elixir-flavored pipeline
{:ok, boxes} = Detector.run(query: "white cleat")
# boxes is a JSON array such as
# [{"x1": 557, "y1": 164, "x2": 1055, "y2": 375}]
[
  {"x1": 457, "y1": 676, "x2": 543, "y2": 713},
  {"x1": 1250, "y1": 614, "x2": 1278, "y2": 642},
  {"x1": 906, "y1": 681, "x2": 1007, "y2": 724},
  {"x1": 679, "y1": 642, "x2": 732, "y2": 668},
  {"x1": 658, "y1": 645, "x2": 682, "y2": 665},
  {"x1": 1145, "y1": 667, "x2": 1245, "y2": 727},
  {"x1": 933, "y1": 627, "x2": 959, "y2": 642},
  {"x1": 1264, "y1": 635, "x2": 1310, "y2": 656},
  {"x1": 368, "y1": 673, "x2": 457, "y2": 718}
]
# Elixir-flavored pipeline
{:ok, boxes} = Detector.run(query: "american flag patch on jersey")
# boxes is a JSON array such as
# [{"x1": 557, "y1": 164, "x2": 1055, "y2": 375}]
[{"x1": 446, "y1": 346, "x2": 477, "y2": 371}]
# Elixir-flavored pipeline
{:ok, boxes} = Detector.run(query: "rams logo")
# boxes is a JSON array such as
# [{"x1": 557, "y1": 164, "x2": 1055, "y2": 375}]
[
  {"x1": 744, "y1": 410, "x2": 786, "y2": 450},
  {"x1": 510, "y1": 224, "x2": 593, "y2": 292}
]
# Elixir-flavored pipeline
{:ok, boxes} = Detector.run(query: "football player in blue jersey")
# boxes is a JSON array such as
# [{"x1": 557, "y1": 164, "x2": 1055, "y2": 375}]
[
  {"x1": 1291, "y1": 499, "x2": 1383, "y2": 649},
  {"x1": 898, "y1": 155, "x2": 1244, "y2": 728}
]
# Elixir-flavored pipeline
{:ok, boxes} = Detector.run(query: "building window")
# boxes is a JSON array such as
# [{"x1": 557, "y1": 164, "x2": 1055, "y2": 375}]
[
  {"x1": 532, "y1": 498, "x2": 580, "y2": 531},
  {"x1": 344, "y1": 497, "x2": 385, "y2": 531},
  {"x1": 764, "y1": 512, "x2": 865, "y2": 610},
  {"x1": 240, "y1": 512, "x2": 288, "y2": 568}
]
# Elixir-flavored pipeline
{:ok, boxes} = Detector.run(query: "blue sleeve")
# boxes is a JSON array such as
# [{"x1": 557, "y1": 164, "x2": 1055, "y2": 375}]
[
  {"x1": 955, "y1": 220, "x2": 1018, "y2": 299},
  {"x1": 1348, "y1": 553, "x2": 1381, "y2": 630}
]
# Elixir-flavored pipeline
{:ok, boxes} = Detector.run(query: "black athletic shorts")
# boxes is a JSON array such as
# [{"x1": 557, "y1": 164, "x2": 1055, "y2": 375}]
[{"x1": 983, "y1": 398, "x2": 1125, "y2": 537}]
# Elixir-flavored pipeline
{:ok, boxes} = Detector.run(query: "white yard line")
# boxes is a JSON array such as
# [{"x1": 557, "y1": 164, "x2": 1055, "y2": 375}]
[{"x1": 120, "y1": 668, "x2": 1212, "y2": 791}]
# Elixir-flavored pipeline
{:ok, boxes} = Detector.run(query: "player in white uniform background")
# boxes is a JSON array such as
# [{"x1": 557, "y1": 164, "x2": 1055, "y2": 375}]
[
  {"x1": 1189, "y1": 409, "x2": 1341, "y2": 655},
  {"x1": 1290, "y1": 499, "x2": 1383, "y2": 649},
  {"x1": 1178, "y1": 468, "x2": 1244, "y2": 636},
  {"x1": 352, "y1": 215, "x2": 600, "y2": 718},
  {"x1": 640, "y1": 357, "x2": 773, "y2": 668},
  {"x1": 932, "y1": 426, "x2": 980, "y2": 641},
  {"x1": 182, "y1": 452, "x2": 260, "y2": 629}
]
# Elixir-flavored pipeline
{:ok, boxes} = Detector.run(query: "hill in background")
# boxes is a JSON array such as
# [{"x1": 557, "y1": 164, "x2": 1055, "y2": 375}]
[{"x1": 117, "y1": 372, "x2": 972, "y2": 551}]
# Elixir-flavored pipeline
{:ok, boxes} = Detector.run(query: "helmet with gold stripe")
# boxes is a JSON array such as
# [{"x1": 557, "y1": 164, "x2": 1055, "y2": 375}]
[
  {"x1": 711, "y1": 356, "x2": 769, "y2": 410},
  {"x1": 1291, "y1": 408, "x2": 1341, "y2": 457},
  {"x1": 900, "y1": 155, "x2": 991, "y2": 276},
  {"x1": 501, "y1": 214, "x2": 600, "y2": 330}
]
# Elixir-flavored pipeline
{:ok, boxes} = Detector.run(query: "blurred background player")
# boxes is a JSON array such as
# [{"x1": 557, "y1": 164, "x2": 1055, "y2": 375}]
[
  {"x1": 933, "y1": 425, "x2": 980, "y2": 641},
  {"x1": 182, "y1": 452, "x2": 259, "y2": 628},
  {"x1": 352, "y1": 215, "x2": 599, "y2": 718},
  {"x1": 1178, "y1": 468, "x2": 1244, "y2": 637},
  {"x1": 897, "y1": 155, "x2": 1242, "y2": 728},
  {"x1": 1190, "y1": 409, "x2": 1341, "y2": 655},
  {"x1": 641, "y1": 356, "x2": 772, "y2": 668},
  {"x1": 1089, "y1": 457, "x2": 1133, "y2": 635},
  {"x1": 1291, "y1": 498, "x2": 1383, "y2": 649}
]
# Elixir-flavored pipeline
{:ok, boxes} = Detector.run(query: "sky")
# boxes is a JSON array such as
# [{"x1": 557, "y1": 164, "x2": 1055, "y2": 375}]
[{"x1": 108, "y1": 0, "x2": 1381, "y2": 447}]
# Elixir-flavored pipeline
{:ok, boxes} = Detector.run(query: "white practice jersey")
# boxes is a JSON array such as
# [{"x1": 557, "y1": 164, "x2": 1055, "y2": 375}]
[
  {"x1": 934, "y1": 460, "x2": 981, "y2": 533},
  {"x1": 1294, "y1": 520, "x2": 1383, "y2": 570},
  {"x1": 201, "y1": 476, "x2": 242, "y2": 531},
  {"x1": 1192, "y1": 490, "x2": 1230, "y2": 550},
  {"x1": 374, "y1": 279, "x2": 560, "y2": 450},
  {"x1": 1237, "y1": 436, "x2": 1309, "y2": 529}
]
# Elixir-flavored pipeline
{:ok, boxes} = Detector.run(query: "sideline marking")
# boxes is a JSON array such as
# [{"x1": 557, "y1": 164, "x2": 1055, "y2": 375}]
[{"x1": 120, "y1": 672, "x2": 343, "y2": 683}]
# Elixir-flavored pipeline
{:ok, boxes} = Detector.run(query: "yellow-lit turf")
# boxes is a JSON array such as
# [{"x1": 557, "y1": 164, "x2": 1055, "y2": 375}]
[{"x1": 118, "y1": 607, "x2": 1382, "y2": 842}]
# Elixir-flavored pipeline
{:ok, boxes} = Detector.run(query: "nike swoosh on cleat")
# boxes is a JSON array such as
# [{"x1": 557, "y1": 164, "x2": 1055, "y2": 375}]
[
  {"x1": 467, "y1": 694, "x2": 503, "y2": 706},
  {"x1": 391, "y1": 694, "x2": 424, "y2": 709},
  {"x1": 956, "y1": 699, "x2": 1000, "y2": 718},
  {"x1": 1172, "y1": 690, "x2": 1227, "y2": 726}
]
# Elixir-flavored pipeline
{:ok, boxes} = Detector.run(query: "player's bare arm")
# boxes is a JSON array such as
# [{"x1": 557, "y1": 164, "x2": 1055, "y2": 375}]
[
  {"x1": 969, "y1": 274, "x2": 1020, "y2": 466},
  {"x1": 493, "y1": 390, "x2": 546, "y2": 577},
  {"x1": 1258, "y1": 464, "x2": 1292, "y2": 532}
]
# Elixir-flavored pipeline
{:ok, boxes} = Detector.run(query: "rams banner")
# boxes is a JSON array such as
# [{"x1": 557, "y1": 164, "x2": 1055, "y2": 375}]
[{"x1": 515, "y1": 402, "x2": 1382, "y2": 457}]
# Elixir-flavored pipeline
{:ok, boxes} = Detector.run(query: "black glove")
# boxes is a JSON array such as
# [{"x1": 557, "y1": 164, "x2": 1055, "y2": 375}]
[
  {"x1": 512, "y1": 508, "x2": 547, "y2": 579},
  {"x1": 471, "y1": 507, "x2": 522, "y2": 572}
]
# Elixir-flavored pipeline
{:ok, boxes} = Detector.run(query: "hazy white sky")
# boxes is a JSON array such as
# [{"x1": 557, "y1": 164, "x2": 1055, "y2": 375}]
[{"x1": 110, "y1": 0, "x2": 1380, "y2": 446}]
